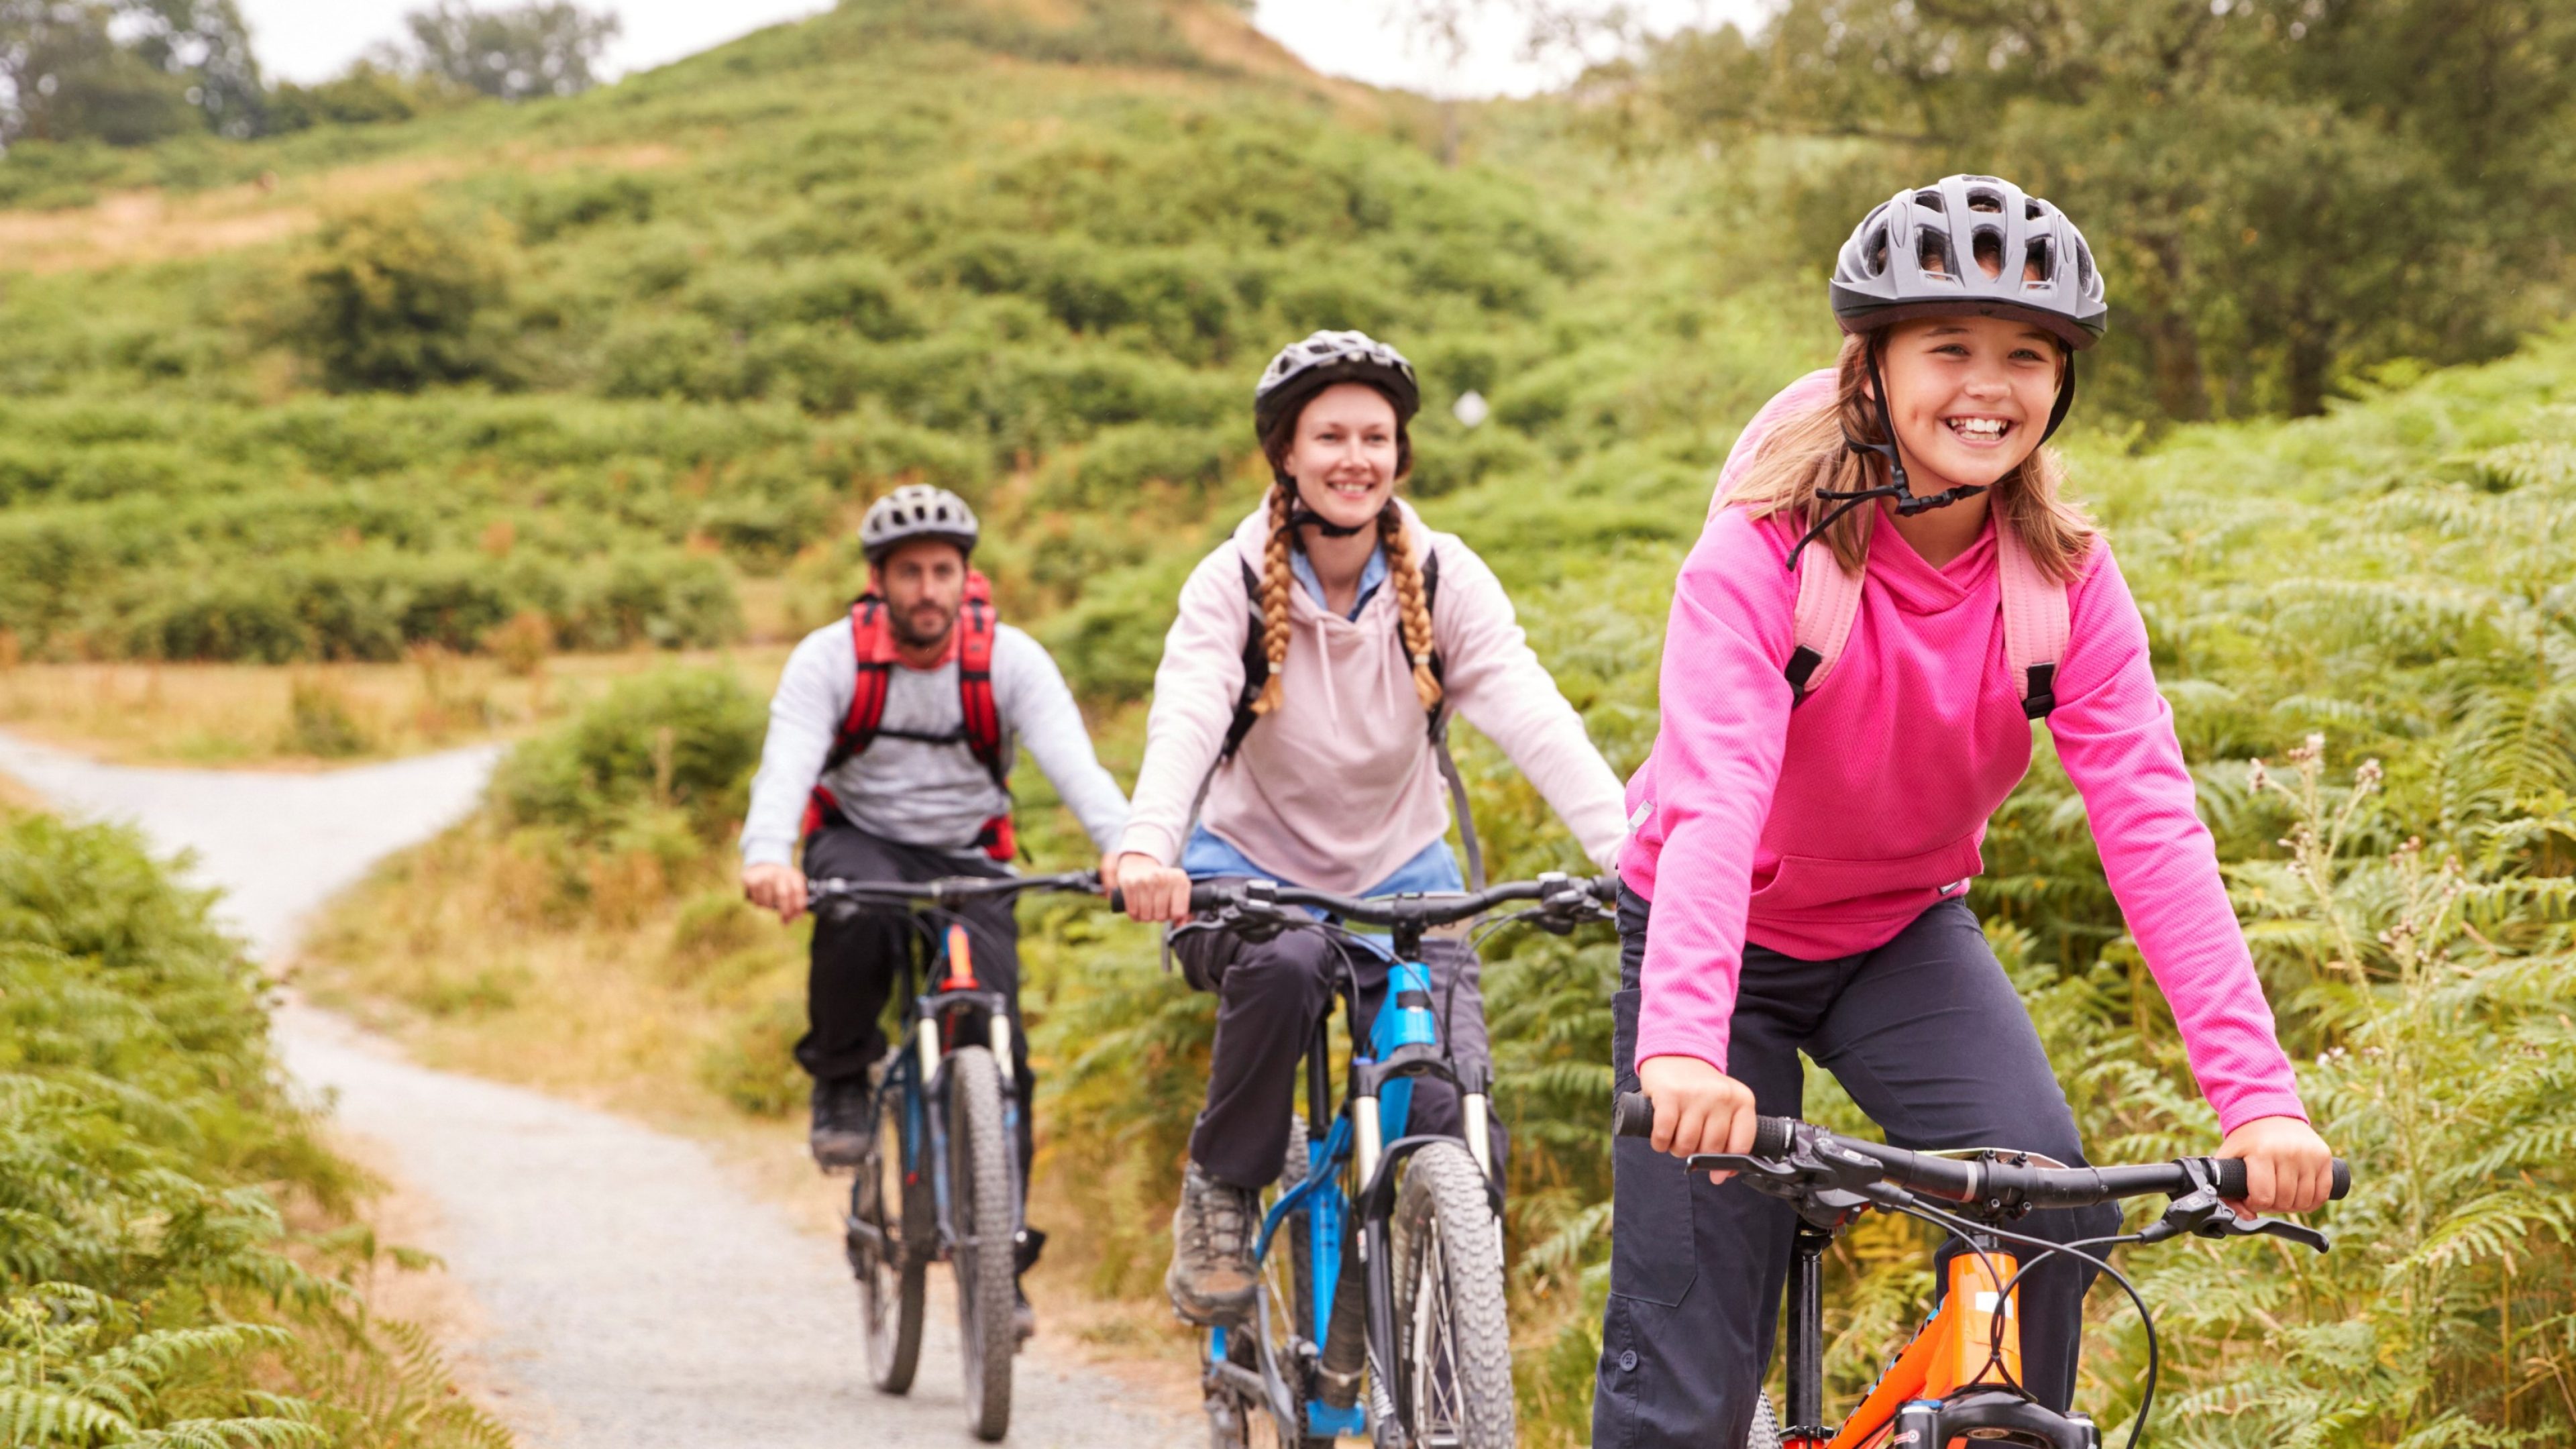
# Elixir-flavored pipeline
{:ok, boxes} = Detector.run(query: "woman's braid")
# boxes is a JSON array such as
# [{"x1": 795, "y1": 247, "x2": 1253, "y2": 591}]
[
  {"x1": 1381, "y1": 503, "x2": 1443, "y2": 712},
  {"x1": 1252, "y1": 480, "x2": 1295, "y2": 715}
]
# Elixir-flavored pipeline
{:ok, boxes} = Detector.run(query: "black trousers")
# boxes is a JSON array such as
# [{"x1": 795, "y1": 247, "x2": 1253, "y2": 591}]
[
  {"x1": 1173, "y1": 901, "x2": 1504, "y2": 1191},
  {"x1": 798, "y1": 822, "x2": 1033, "y2": 1208},
  {"x1": 1593, "y1": 889, "x2": 2118, "y2": 1449}
]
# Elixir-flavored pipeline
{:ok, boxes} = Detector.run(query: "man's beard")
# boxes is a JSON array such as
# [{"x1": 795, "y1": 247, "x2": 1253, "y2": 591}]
[{"x1": 890, "y1": 601, "x2": 956, "y2": 651}]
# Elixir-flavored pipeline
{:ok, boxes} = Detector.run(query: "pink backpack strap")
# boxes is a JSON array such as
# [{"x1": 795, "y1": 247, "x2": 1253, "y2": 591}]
[
  {"x1": 1786, "y1": 551, "x2": 1864, "y2": 705},
  {"x1": 1994, "y1": 524, "x2": 2071, "y2": 719},
  {"x1": 1712, "y1": 368, "x2": 1841, "y2": 515}
]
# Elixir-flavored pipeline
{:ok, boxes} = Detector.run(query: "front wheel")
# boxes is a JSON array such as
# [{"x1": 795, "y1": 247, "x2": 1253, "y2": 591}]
[
  {"x1": 1391, "y1": 1142, "x2": 1515, "y2": 1449},
  {"x1": 947, "y1": 1046, "x2": 1017, "y2": 1442},
  {"x1": 851, "y1": 1071, "x2": 926, "y2": 1393}
]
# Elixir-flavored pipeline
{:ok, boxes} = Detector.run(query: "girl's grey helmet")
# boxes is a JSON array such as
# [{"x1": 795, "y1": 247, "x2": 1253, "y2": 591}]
[
  {"x1": 1830, "y1": 175, "x2": 2107, "y2": 350},
  {"x1": 1253, "y1": 329, "x2": 1421, "y2": 437},
  {"x1": 860, "y1": 484, "x2": 979, "y2": 566}
]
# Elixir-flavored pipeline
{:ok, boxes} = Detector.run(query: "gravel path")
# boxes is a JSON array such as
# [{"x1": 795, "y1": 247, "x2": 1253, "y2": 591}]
[{"x1": 0, "y1": 731, "x2": 1195, "y2": 1449}]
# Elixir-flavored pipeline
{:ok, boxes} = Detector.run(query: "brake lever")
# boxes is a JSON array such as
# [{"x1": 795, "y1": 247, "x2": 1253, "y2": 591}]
[{"x1": 2193, "y1": 1213, "x2": 2330, "y2": 1254}]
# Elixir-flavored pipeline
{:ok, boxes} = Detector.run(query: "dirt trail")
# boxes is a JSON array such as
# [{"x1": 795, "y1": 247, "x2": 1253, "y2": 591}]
[{"x1": 0, "y1": 730, "x2": 1194, "y2": 1449}]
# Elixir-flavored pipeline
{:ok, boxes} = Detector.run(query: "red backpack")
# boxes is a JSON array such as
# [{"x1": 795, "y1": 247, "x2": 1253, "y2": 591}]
[{"x1": 800, "y1": 570, "x2": 1015, "y2": 861}]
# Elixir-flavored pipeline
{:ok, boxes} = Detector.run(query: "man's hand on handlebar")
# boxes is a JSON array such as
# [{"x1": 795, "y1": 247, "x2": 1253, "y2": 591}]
[
  {"x1": 742, "y1": 861, "x2": 808, "y2": 923},
  {"x1": 1638, "y1": 1055, "x2": 1759, "y2": 1184},
  {"x1": 1112, "y1": 851, "x2": 1193, "y2": 924},
  {"x1": 2216, "y1": 1114, "x2": 2335, "y2": 1217}
]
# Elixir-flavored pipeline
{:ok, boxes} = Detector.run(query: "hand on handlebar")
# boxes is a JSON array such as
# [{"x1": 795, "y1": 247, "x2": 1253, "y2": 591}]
[
  {"x1": 742, "y1": 862, "x2": 808, "y2": 922},
  {"x1": 2216, "y1": 1114, "x2": 2336, "y2": 1216},
  {"x1": 1112, "y1": 851, "x2": 1193, "y2": 924},
  {"x1": 1638, "y1": 1055, "x2": 1760, "y2": 1184}
]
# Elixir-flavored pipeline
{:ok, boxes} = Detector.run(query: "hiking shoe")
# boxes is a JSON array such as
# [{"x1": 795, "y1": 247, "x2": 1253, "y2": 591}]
[
  {"x1": 1165, "y1": 1162, "x2": 1259, "y2": 1326},
  {"x1": 808, "y1": 1074, "x2": 871, "y2": 1169},
  {"x1": 1014, "y1": 1283, "x2": 1036, "y2": 1345}
]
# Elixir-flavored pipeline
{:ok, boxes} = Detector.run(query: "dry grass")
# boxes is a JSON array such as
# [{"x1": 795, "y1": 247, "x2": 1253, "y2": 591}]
[
  {"x1": 0, "y1": 646, "x2": 791, "y2": 767},
  {"x1": 0, "y1": 144, "x2": 684, "y2": 272}
]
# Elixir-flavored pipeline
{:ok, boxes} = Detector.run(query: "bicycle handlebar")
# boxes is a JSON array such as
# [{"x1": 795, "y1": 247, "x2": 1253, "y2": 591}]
[
  {"x1": 1108, "y1": 872, "x2": 1617, "y2": 929},
  {"x1": 806, "y1": 871, "x2": 1101, "y2": 910},
  {"x1": 1610, "y1": 1092, "x2": 2351, "y2": 1207}
]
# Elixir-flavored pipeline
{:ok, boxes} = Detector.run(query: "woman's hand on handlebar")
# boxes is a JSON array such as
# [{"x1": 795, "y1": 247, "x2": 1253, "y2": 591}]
[
  {"x1": 2217, "y1": 1114, "x2": 2335, "y2": 1216},
  {"x1": 741, "y1": 862, "x2": 808, "y2": 923},
  {"x1": 1112, "y1": 851, "x2": 1193, "y2": 924},
  {"x1": 1638, "y1": 1055, "x2": 1759, "y2": 1183}
]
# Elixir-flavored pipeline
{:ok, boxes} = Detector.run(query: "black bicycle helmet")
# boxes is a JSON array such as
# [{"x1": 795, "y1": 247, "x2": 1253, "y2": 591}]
[
  {"x1": 1830, "y1": 174, "x2": 2106, "y2": 350},
  {"x1": 1252, "y1": 329, "x2": 1421, "y2": 439}
]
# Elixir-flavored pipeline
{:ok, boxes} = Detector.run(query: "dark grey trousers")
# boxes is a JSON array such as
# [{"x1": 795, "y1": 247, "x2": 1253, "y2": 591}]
[
  {"x1": 797, "y1": 820, "x2": 1032, "y2": 1205},
  {"x1": 1173, "y1": 901, "x2": 1502, "y2": 1190},
  {"x1": 1593, "y1": 888, "x2": 2118, "y2": 1449}
]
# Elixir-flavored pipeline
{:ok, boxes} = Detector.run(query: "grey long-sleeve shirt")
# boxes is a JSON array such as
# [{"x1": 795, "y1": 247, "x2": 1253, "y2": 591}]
[{"x1": 741, "y1": 617, "x2": 1129, "y2": 867}]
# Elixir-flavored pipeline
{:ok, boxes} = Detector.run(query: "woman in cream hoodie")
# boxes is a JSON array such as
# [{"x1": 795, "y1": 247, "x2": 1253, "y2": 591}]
[{"x1": 1114, "y1": 330, "x2": 1627, "y2": 1330}]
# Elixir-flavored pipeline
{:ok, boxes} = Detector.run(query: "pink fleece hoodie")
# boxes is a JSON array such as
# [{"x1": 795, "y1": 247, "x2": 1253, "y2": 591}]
[
  {"x1": 1621, "y1": 372, "x2": 2306, "y2": 1134},
  {"x1": 1122, "y1": 499, "x2": 1629, "y2": 894}
]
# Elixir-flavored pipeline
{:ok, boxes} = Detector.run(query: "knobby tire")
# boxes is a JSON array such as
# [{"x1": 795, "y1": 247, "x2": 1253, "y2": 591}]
[
  {"x1": 1747, "y1": 1394, "x2": 1782, "y2": 1449},
  {"x1": 948, "y1": 1046, "x2": 1017, "y2": 1442},
  {"x1": 853, "y1": 1071, "x2": 927, "y2": 1394},
  {"x1": 1391, "y1": 1142, "x2": 1515, "y2": 1449}
]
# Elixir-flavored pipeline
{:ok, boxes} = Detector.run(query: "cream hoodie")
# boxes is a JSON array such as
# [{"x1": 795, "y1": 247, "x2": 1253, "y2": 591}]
[{"x1": 1119, "y1": 499, "x2": 1627, "y2": 894}]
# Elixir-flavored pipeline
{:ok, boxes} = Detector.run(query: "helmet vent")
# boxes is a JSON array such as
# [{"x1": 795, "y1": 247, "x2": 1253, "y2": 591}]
[
  {"x1": 2026, "y1": 199, "x2": 2045, "y2": 221},
  {"x1": 1913, "y1": 189, "x2": 1945, "y2": 213},
  {"x1": 1917, "y1": 231, "x2": 1955, "y2": 280},
  {"x1": 1967, "y1": 187, "x2": 2004, "y2": 214},
  {"x1": 1865, "y1": 224, "x2": 1891, "y2": 274},
  {"x1": 2076, "y1": 243, "x2": 2093, "y2": 289},
  {"x1": 1972, "y1": 229, "x2": 2004, "y2": 280},
  {"x1": 2024, "y1": 238, "x2": 2053, "y2": 284}
]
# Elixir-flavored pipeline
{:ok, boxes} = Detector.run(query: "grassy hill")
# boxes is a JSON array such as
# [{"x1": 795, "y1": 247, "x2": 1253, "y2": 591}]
[{"x1": 9, "y1": 2, "x2": 2573, "y2": 1446}]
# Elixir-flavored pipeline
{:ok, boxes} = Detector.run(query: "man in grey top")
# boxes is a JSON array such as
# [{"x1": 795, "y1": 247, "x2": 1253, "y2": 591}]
[{"x1": 741, "y1": 485, "x2": 1127, "y2": 1336}]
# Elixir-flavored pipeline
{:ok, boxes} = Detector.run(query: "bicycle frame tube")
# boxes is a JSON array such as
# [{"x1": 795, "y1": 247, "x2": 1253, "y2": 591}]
[{"x1": 1810, "y1": 1246, "x2": 2025, "y2": 1449}]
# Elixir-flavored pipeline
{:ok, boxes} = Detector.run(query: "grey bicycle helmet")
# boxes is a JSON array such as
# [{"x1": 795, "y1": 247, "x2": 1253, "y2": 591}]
[
  {"x1": 859, "y1": 484, "x2": 978, "y2": 565},
  {"x1": 1830, "y1": 175, "x2": 2107, "y2": 350},
  {"x1": 1252, "y1": 329, "x2": 1421, "y2": 439}
]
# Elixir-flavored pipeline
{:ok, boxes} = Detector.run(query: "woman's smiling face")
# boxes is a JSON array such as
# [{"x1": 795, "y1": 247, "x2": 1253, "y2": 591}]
[
  {"x1": 1284, "y1": 382, "x2": 1401, "y2": 532},
  {"x1": 1876, "y1": 314, "x2": 2063, "y2": 490}
]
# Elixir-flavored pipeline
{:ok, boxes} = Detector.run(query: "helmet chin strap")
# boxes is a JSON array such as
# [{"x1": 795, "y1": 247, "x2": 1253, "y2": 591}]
[
  {"x1": 1786, "y1": 340, "x2": 1992, "y2": 572},
  {"x1": 1275, "y1": 473, "x2": 1375, "y2": 539}
]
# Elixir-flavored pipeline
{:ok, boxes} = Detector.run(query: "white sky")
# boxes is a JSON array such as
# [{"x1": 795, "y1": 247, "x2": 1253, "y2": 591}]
[{"x1": 240, "y1": 0, "x2": 1772, "y2": 96}]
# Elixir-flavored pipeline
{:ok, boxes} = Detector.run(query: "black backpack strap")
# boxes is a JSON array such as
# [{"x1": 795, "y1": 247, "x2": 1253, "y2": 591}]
[{"x1": 1221, "y1": 556, "x2": 1268, "y2": 762}]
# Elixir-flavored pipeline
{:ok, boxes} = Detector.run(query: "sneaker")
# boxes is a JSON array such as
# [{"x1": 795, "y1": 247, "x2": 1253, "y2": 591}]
[
  {"x1": 808, "y1": 1074, "x2": 871, "y2": 1169},
  {"x1": 1013, "y1": 1283, "x2": 1036, "y2": 1345},
  {"x1": 1165, "y1": 1162, "x2": 1259, "y2": 1326}
]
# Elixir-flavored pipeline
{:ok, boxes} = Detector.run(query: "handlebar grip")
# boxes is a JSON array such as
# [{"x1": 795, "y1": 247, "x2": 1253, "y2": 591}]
[
  {"x1": 1107, "y1": 888, "x2": 1125, "y2": 913},
  {"x1": 2211, "y1": 1157, "x2": 2353, "y2": 1201},
  {"x1": 1752, "y1": 1115, "x2": 1798, "y2": 1158},
  {"x1": 1612, "y1": 1091, "x2": 1654, "y2": 1138}
]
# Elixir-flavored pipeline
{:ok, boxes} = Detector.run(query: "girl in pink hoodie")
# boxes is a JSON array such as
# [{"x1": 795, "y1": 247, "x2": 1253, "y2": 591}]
[
  {"x1": 1115, "y1": 331, "x2": 1628, "y2": 1332},
  {"x1": 1597, "y1": 178, "x2": 2335, "y2": 1448}
]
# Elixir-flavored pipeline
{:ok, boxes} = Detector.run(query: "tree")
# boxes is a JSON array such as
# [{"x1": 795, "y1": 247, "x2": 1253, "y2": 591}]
[
  {"x1": 0, "y1": 0, "x2": 195, "y2": 146},
  {"x1": 1566, "y1": 0, "x2": 2576, "y2": 419},
  {"x1": 0, "y1": 0, "x2": 266, "y2": 145},
  {"x1": 397, "y1": 0, "x2": 619, "y2": 102}
]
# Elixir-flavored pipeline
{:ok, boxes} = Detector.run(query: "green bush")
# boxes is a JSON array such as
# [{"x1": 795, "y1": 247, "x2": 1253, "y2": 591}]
[
  {"x1": 0, "y1": 810, "x2": 505, "y2": 1447},
  {"x1": 286, "y1": 196, "x2": 517, "y2": 393},
  {"x1": 490, "y1": 666, "x2": 767, "y2": 839}
]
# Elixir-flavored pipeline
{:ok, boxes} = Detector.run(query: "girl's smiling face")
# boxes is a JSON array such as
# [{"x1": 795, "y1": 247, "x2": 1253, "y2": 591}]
[
  {"x1": 1283, "y1": 382, "x2": 1401, "y2": 532},
  {"x1": 1876, "y1": 314, "x2": 2064, "y2": 490}
]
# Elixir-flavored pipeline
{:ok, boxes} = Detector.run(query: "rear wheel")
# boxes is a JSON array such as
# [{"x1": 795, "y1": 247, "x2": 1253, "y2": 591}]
[
  {"x1": 1391, "y1": 1142, "x2": 1515, "y2": 1449},
  {"x1": 947, "y1": 1046, "x2": 1017, "y2": 1442},
  {"x1": 850, "y1": 1070, "x2": 926, "y2": 1394},
  {"x1": 1747, "y1": 1394, "x2": 1781, "y2": 1449}
]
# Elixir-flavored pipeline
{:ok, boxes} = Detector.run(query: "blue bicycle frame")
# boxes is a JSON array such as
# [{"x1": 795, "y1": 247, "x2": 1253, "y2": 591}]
[{"x1": 1208, "y1": 949, "x2": 1497, "y2": 1443}]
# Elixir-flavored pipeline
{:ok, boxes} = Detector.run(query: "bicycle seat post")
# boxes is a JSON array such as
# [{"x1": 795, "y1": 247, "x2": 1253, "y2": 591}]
[{"x1": 1785, "y1": 1224, "x2": 1832, "y2": 1441}]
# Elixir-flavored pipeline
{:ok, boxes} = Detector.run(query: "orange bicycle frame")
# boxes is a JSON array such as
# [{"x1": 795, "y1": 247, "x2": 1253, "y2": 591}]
[{"x1": 1787, "y1": 1248, "x2": 2023, "y2": 1449}]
